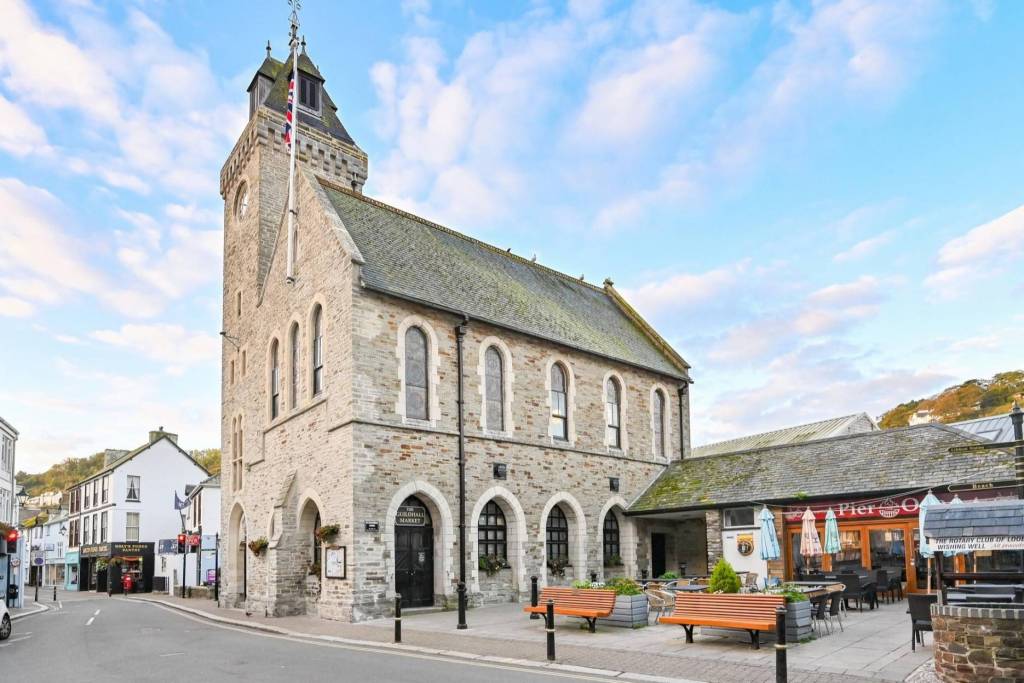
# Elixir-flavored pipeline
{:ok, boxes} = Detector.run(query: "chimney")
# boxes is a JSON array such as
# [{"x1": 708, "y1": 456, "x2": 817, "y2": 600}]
[
  {"x1": 103, "y1": 449, "x2": 129, "y2": 467},
  {"x1": 149, "y1": 426, "x2": 178, "y2": 444}
]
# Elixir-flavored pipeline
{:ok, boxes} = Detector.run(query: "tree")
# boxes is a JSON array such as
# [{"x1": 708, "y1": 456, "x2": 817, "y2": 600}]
[
  {"x1": 190, "y1": 448, "x2": 221, "y2": 476},
  {"x1": 708, "y1": 558, "x2": 741, "y2": 594}
]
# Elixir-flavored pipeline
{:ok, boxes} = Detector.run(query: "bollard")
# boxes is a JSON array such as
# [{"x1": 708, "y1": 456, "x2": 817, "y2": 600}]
[
  {"x1": 546, "y1": 599, "x2": 556, "y2": 661},
  {"x1": 53, "y1": 585, "x2": 57, "y2": 601},
  {"x1": 590, "y1": 571, "x2": 597, "y2": 584},
  {"x1": 530, "y1": 575, "x2": 540, "y2": 619},
  {"x1": 457, "y1": 581, "x2": 467, "y2": 630},
  {"x1": 394, "y1": 594, "x2": 402, "y2": 643},
  {"x1": 775, "y1": 605, "x2": 787, "y2": 683}
]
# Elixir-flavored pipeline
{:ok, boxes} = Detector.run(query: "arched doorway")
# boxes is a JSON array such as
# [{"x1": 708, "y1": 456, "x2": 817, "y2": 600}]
[
  {"x1": 228, "y1": 505, "x2": 247, "y2": 601},
  {"x1": 395, "y1": 495, "x2": 434, "y2": 607}
]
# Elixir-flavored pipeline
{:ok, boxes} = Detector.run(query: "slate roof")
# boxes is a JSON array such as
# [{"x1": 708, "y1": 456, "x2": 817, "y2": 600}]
[
  {"x1": 692, "y1": 413, "x2": 878, "y2": 457},
  {"x1": 261, "y1": 50, "x2": 356, "y2": 146},
  {"x1": 950, "y1": 412, "x2": 1019, "y2": 443},
  {"x1": 318, "y1": 180, "x2": 689, "y2": 378},
  {"x1": 68, "y1": 435, "x2": 209, "y2": 490},
  {"x1": 628, "y1": 423, "x2": 1017, "y2": 514},
  {"x1": 923, "y1": 499, "x2": 1024, "y2": 539}
]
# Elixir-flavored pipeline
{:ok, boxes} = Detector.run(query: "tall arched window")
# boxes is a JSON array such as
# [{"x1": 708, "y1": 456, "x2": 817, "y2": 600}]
[
  {"x1": 484, "y1": 346, "x2": 504, "y2": 431},
  {"x1": 478, "y1": 500, "x2": 507, "y2": 559},
  {"x1": 405, "y1": 326, "x2": 428, "y2": 420},
  {"x1": 270, "y1": 340, "x2": 281, "y2": 419},
  {"x1": 290, "y1": 323, "x2": 300, "y2": 409},
  {"x1": 546, "y1": 505, "x2": 569, "y2": 562},
  {"x1": 311, "y1": 305, "x2": 324, "y2": 396},
  {"x1": 603, "y1": 513, "x2": 620, "y2": 564},
  {"x1": 605, "y1": 378, "x2": 622, "y2": 448},
  {"x1": 230, "y1": 416, "x2": 243, "y2": 492},
  {"x1": 653, "y1": 389, "x2": 666, "y2": 458},
  {"x1": 549, "y1": 364, "x2": 568, "y2": 441}
]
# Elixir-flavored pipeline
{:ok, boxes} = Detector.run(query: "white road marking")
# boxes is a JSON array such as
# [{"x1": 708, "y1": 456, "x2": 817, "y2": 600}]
[
  {"x1": 86, "y1": 617, "x2": 95, "y2": 626},
  {"x1": 0, "y1": 635, "x2": 33, "y2": 646},
  {"x1": 145, "y1": 602, "x2": 654, "y2": 682},
  {"x1": 94, "y1": 609, "x2": 101, "y2": 616},
  {"x1": 58, "y1": 601, "x2": 63, "y2": 609},
  {"x1": 160, "y1": 652, "x2": 185, "y2": 657}
]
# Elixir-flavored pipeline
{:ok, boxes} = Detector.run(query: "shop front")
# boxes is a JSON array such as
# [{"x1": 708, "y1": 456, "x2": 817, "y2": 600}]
[
  {"x1": 79, "y1": 542, "x2": 155, "y2": 594},
  {"x1": 781, "y1": 487, "x2": 1018, "y2": 592},
  {"x1": 65, "y1": 550, "x2": 80, "y2": 590}
]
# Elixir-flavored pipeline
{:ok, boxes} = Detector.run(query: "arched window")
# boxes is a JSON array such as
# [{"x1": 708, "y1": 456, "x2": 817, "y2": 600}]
[
  {"x1": 270, "y1": 340, "x2": 281, "y2": 419},
  {"x1": 290, "y1": 323, "x2": 300, "y2": 409},
  {"x1": 549, "y1": 364, "x2": 568, "y2": 440},
  {"x1": 404, "y1": 326, "x2": 428, "y2": 420},
  {"x1": 230, "y1": 417, "x2": 243, "y2": 492},
  {"x1": 653, "y1": 389, "x2": 666, "y2": 458},
  {"x1": 311, "y1": 305, "x2": 324, "y2": 396},
  {"x1": 546, "y1": 505, "x2": 569, "y2": 562},
  {"x1": 478, "y1": 501, "x2": 507, "y2": 559},
  {"x1": 603, "y1": 513, "x2": 620, "y2": 564},
  {"x1": 605, "y1": 378, "x2": 622, "y2": 448},
  {"x1": 484, "y1": 346, "x2": 504, "y2": 431}
]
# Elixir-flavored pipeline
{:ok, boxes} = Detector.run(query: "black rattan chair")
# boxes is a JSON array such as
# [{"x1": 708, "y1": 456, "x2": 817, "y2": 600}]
[
  {"x1": 909, "y1": 593, "x2": 938, "y2": 651},
  {"x1": 840, "y1": 574, "x2": 871, "y2": 612}
]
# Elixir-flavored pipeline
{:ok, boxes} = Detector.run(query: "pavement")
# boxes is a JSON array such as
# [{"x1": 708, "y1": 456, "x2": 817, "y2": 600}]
[{"x1": 123, "y1": 592, "x2": 933, "y2": 682}]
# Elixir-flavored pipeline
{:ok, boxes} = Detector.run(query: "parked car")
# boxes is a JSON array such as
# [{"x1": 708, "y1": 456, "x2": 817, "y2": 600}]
[{"x1": 0, "y1": 601, "x2": 11, "y2": 640}]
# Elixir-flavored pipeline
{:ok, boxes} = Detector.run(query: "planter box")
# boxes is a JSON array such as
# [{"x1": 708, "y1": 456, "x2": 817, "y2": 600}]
[
  {"x1": 701, "y1": 600, "x2": 812, "y2": 643},
  {"x1": 597, "y1": 594, "x2": 648, "y2": 629}
]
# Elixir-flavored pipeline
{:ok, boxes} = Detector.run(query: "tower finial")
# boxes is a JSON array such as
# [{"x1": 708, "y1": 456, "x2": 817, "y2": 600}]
[
  {"x1": 266, "y1": 40, "x2": 272, "y2": 57},
  {"x1": 301, "y1": 35, "x2": 307, "y2": 53}
]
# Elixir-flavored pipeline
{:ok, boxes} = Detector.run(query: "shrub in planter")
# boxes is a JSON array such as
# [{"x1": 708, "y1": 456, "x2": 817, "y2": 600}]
[
  {"x1": 658, "y1": 571, "x2": 679, "y2": 580},
  {"x1": 478, "y1": 554, "x2": 508, "y2": 576},
  {"x1": 571, "y1": 579, "x2": 592, "y2": 589},
  {"x1": 248, "y1": 537, "x2": 269, "y2": 556},
  {"x1": 604, "y1": 577, "x2": 642, "y2": 596},
  {"x1": 708, "y1": 558, "x2": 741, "y2": 594},
  {"x1": 547, "y1": 558, "x2": 570, "y2": 578},
  {"x1": 314, "y1": 524, "x2": 339, "y2": 542}
]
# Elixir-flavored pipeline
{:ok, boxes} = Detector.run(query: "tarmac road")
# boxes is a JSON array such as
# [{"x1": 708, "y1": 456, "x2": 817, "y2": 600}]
[{"x1": 0, "y1": 595, "x2": 637, "y2": 682}]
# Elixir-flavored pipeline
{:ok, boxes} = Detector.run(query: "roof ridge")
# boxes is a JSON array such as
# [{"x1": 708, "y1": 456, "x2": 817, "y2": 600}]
[
  {"x1": 695, "y1": 413, "x2": 866, "y2": 450},
  {"x1": 316, "y1": 176, "x2": 608, "y2": 295}
]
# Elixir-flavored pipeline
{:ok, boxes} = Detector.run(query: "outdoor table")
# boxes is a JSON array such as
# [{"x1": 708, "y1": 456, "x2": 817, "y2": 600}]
[{"x1": 670, "y1": 584, "x2": 708, "y2": 593}]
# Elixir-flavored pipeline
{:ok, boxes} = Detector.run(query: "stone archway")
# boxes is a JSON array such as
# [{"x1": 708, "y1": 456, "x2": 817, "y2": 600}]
[
  {"x1": 469, "y1": 486, "x2": 527, "y2": 602},
  {"x1": 538, "y1": 493, "x2": 587, "y2": 585},
  {"x1": 228, "y1": 502, "x2": 247, "y2": 603},
  {"x1": 384, "y1": 480, "x2": 455, "y2": 604},
  {"x1": 597, "y1": 496, "x2": 637, "y2": 581}
]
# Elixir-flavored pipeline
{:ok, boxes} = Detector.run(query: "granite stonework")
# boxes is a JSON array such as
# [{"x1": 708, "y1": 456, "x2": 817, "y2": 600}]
[
  {"x1": 218, "y1": 57, "x2": 694, "y2": 623},
  {"x1": 931, "y1": 603, "x2": 1024, "y2": 683}
]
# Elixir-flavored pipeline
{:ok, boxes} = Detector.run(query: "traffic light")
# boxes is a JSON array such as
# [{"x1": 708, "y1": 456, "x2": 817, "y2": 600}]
[
  {"x1": 176, "y1": 533, "x2": 186, "y2": 554},
  {"x1": 5, "y1": 528, "x2": 18, "y2": 555}
]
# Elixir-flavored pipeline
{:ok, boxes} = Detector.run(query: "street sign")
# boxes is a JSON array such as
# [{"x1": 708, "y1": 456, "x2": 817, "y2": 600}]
[
  {"x1": 948, "y1": 439, "x2": 1024, "y2": 454},
  {"x1": 33, "y1": 556, "x2": 44, "y2": 566},
  {"x1": 187, "y1": 534, "x2": 201, "y2": 546}
]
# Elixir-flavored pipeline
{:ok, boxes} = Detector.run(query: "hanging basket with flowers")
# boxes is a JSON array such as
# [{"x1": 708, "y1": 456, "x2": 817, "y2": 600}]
[
  {"x1": 248, "y1": 537, "x2": 269, "y2": 556},
  {"x1": 314, "y1": 524, "x2": 340, "y2": 542}
]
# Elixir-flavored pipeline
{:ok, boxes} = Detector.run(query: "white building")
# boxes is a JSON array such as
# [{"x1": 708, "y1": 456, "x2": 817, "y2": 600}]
[
  {"x1": 41, "y1": 512, "x2": 68, "y2": 587},
  {"x1": 157, "y1": 474, "x2": 221, "y2": 593},
  {"x1": 0, "y1": 417, "x2": 16, "y2": 526},
  {"x1": 66, "y1": 428, "x2": 209, "y2": 592}
]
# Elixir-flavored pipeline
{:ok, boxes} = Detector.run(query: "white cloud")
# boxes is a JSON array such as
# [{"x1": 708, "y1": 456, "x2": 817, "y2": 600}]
[
  {"x1": 833, "y1": 231, "x2": 893, "y2": 262},
  {"x1": 0, "y1": 295, "x2": 34, "y2": 318},
  {"x1": 621, "y1": 260, "x2": 750, "y2": 317},
  {"x1": 926, "y1": 203, "x2": 1024, "y2": 297},
  {"x1": 54, "y1": 334, "x2": 83, "y2": 345},
  {"x1": 0, "y1": 93, "x2": 49, "y2": 157},
  {"x1": 90, "y1": 323, "x2": 219, "y2": 369},
  {"x1": 805, "y1": 275, "x2": 882, "y2": 307}
]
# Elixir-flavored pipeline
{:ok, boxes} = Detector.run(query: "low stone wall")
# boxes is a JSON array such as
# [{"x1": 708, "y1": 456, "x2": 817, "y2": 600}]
[
  {"x1": 478, "y1": 569, "x2": 515, "y2": 604},
  {"x1": 932, "y1": 603, "x2": 1024, "y2": 683}
]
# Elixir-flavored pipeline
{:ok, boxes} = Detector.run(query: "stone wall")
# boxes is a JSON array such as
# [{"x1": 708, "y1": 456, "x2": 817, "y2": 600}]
[
  {"x1": 932, "y1": 603, "x2": 1024, "y2": 683},
  {"x1": 704, "y1": 510, "x2": 723, "y2": 569}
]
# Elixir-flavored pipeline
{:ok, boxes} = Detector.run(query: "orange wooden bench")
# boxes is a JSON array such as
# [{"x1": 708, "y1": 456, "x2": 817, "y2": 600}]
[
  {"x1": 523, "y1": 586, "x2": 617, "y2": 633},
  {"x1": 659, "y1": 593, "x2": 785, "y2": 649}
]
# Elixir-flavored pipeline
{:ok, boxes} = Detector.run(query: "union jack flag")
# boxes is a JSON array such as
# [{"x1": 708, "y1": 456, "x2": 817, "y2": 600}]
[{"x1": 283, "y1": 75, "x2": 295, "y2": 150}]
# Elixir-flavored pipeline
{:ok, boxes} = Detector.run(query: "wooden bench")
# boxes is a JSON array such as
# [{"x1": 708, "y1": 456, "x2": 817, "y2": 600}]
[
  {"x1": 659, "y1": 593, "x2": 785, "y2": 649},
  {"x1": 523, "y1": 587, "x2": 617, "y2": 633}
]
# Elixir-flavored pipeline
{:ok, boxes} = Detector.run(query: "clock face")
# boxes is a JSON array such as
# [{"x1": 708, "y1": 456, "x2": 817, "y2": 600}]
[{"x1": 236, "y1": 183, "x2": 249, "y2": 219}]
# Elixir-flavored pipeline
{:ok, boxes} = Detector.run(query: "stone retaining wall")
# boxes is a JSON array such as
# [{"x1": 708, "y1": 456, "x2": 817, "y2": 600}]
[{"x1": 932, "y1": 603, "x2": 1024, "y2": 683}]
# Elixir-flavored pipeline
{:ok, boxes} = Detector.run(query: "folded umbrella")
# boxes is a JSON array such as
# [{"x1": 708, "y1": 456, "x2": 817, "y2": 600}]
[
  {"x1": 800, "y1": 507, "x2": 823, "y2": 558},
  {"x1": 759, "y1": 506, "x2": 781, "y2": 561},
  {"x1": 823, "y1": 508, "x2": 841, "y2": 555}
]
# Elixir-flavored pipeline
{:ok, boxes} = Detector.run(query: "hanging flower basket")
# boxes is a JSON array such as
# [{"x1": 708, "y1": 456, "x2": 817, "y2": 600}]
[
  {"x1": 248, "y1": 537, "x2": 269, "y2": 556},
  {"x1": 314, "y1": 524, "x2": 340, "y2": 542}
]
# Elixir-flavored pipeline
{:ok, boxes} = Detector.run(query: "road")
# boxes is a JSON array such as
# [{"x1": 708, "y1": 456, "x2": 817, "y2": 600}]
[{"x1": 1, "y1": 596, "x2": 632, "y2": 682}]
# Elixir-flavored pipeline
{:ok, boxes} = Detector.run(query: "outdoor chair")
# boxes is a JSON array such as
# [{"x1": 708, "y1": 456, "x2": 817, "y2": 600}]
[
  {"x1": 908, "y1": 593, "x2": 938, "y2": 651},
  {"x1": 810, "y1": 595, "x2": 831, "y2": 636},
  {"x1": 840, "y1": 574, "x2": 872, "y2": 612},
  {"x1": 875, "y1": 569, "x2": 893, "y2": 604},
  {"x1": 827, "y1": 591, "x2": 844, "y2": 632},
  {"x1": 645, "y1": 588, "x2": 674, "y2": 625},
  {"x1": 743, "y1": 572, "x2": 759, "y2": 592}
]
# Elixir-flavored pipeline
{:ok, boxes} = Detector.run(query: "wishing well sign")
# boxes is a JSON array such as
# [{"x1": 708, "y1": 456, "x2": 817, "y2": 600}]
[{"x1": 928, "y1": 536, "x2": 1024, "y2": 552}]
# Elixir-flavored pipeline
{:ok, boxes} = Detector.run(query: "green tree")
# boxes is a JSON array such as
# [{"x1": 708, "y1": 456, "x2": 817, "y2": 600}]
[
  {"x1": 190, "y1": 448, "x2": 221, "y2": 476},
  {"x1": 708, "y1": 558, "x2": 741, "y2": 594}
]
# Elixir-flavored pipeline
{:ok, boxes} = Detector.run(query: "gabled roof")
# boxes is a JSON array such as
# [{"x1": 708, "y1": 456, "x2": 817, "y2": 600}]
[
  {"x1": 69, "y1": 435, "x2": 209, "y2": 490},
  {"x1": 261, "y1": 51, "x2": 356, "y2": 147},
  {"x1": 924, "y1": 499, "x2": 1024, "y2": 540},
  {"x1": 949, "y1": 412, "x2": 1018, "y2": 443},
  {"x1": 628, "y1": 424, "x2": 1016, "y2": 514},
  {"x1": 692, "y1": 413, "x2": 877, "y2": 457},
  {"x1": 186, "y1": 474, "x2": 221, "y2": 502},
  {"x1": 318, "y1": 179, "x2": 689, "y2": 378}
]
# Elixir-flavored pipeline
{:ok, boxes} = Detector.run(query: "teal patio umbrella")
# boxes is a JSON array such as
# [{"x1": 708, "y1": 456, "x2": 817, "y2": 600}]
[
  {"x1": 759, "y1": 507, "x2": 781, "y2": 561},
  {"x1": 823, "y1": 508, "x2": 841, "y2": 555},
  {"x1": 919, "y1": 490, "x2": 941, "y2": 593}
]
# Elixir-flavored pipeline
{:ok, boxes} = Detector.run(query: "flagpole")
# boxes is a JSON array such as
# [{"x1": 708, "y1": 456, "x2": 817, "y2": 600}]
[{"x1": 285, "y1": 0, "x2": 300, "y2": 284}]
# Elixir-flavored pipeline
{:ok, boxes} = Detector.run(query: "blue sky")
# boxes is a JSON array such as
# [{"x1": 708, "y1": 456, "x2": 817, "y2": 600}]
[{"x1": 1, "y1": 0, "x2": 1022, "y2": 472}]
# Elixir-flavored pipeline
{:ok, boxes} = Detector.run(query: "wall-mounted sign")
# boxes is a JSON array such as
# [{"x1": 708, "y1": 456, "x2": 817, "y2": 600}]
[
  {"x1": 206, "y1": 569, "x2": 217, "y2": 583},
  {"x1": 736, "y1": 534, "x2": 754, "y2": 556},
  {"x1": 80, "y1": 543, "x2": 112, "y2": 558},
  {"x1": 783, "y1": 489, "x2": 1013, "y2": 523},
  {"x1": 396, "y1": 505, "x2": 427, "y2": 527},
  {"x1": 364, "y1": 521, "x2": 380, "y2": 533},
  {"x1": 325, "y1": 546, "x2": 346, "y2": 579},
  {"x1": 493, "y1": 463, "x2": 507, "y2": 480},
  {"x1": 157, "y1": 539, "x2": 177, "y2": 554},
  {"x1": 928, "y1": 535, "x2": 1024, "y2": 552}
]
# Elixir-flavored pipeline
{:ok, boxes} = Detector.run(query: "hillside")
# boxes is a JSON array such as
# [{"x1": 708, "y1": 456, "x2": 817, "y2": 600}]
[
  {"x1": 16, "y1": 447, "x2": 221, "y2": 497},
  {"x1": 879, "y1": 370, "x2": 1024, "y2": 428}
]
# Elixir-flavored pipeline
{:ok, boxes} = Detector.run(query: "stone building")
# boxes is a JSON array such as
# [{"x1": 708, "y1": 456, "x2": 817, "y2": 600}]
[{"x1": 219, "y1": 43, "x2": 692, "y2": 621}]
